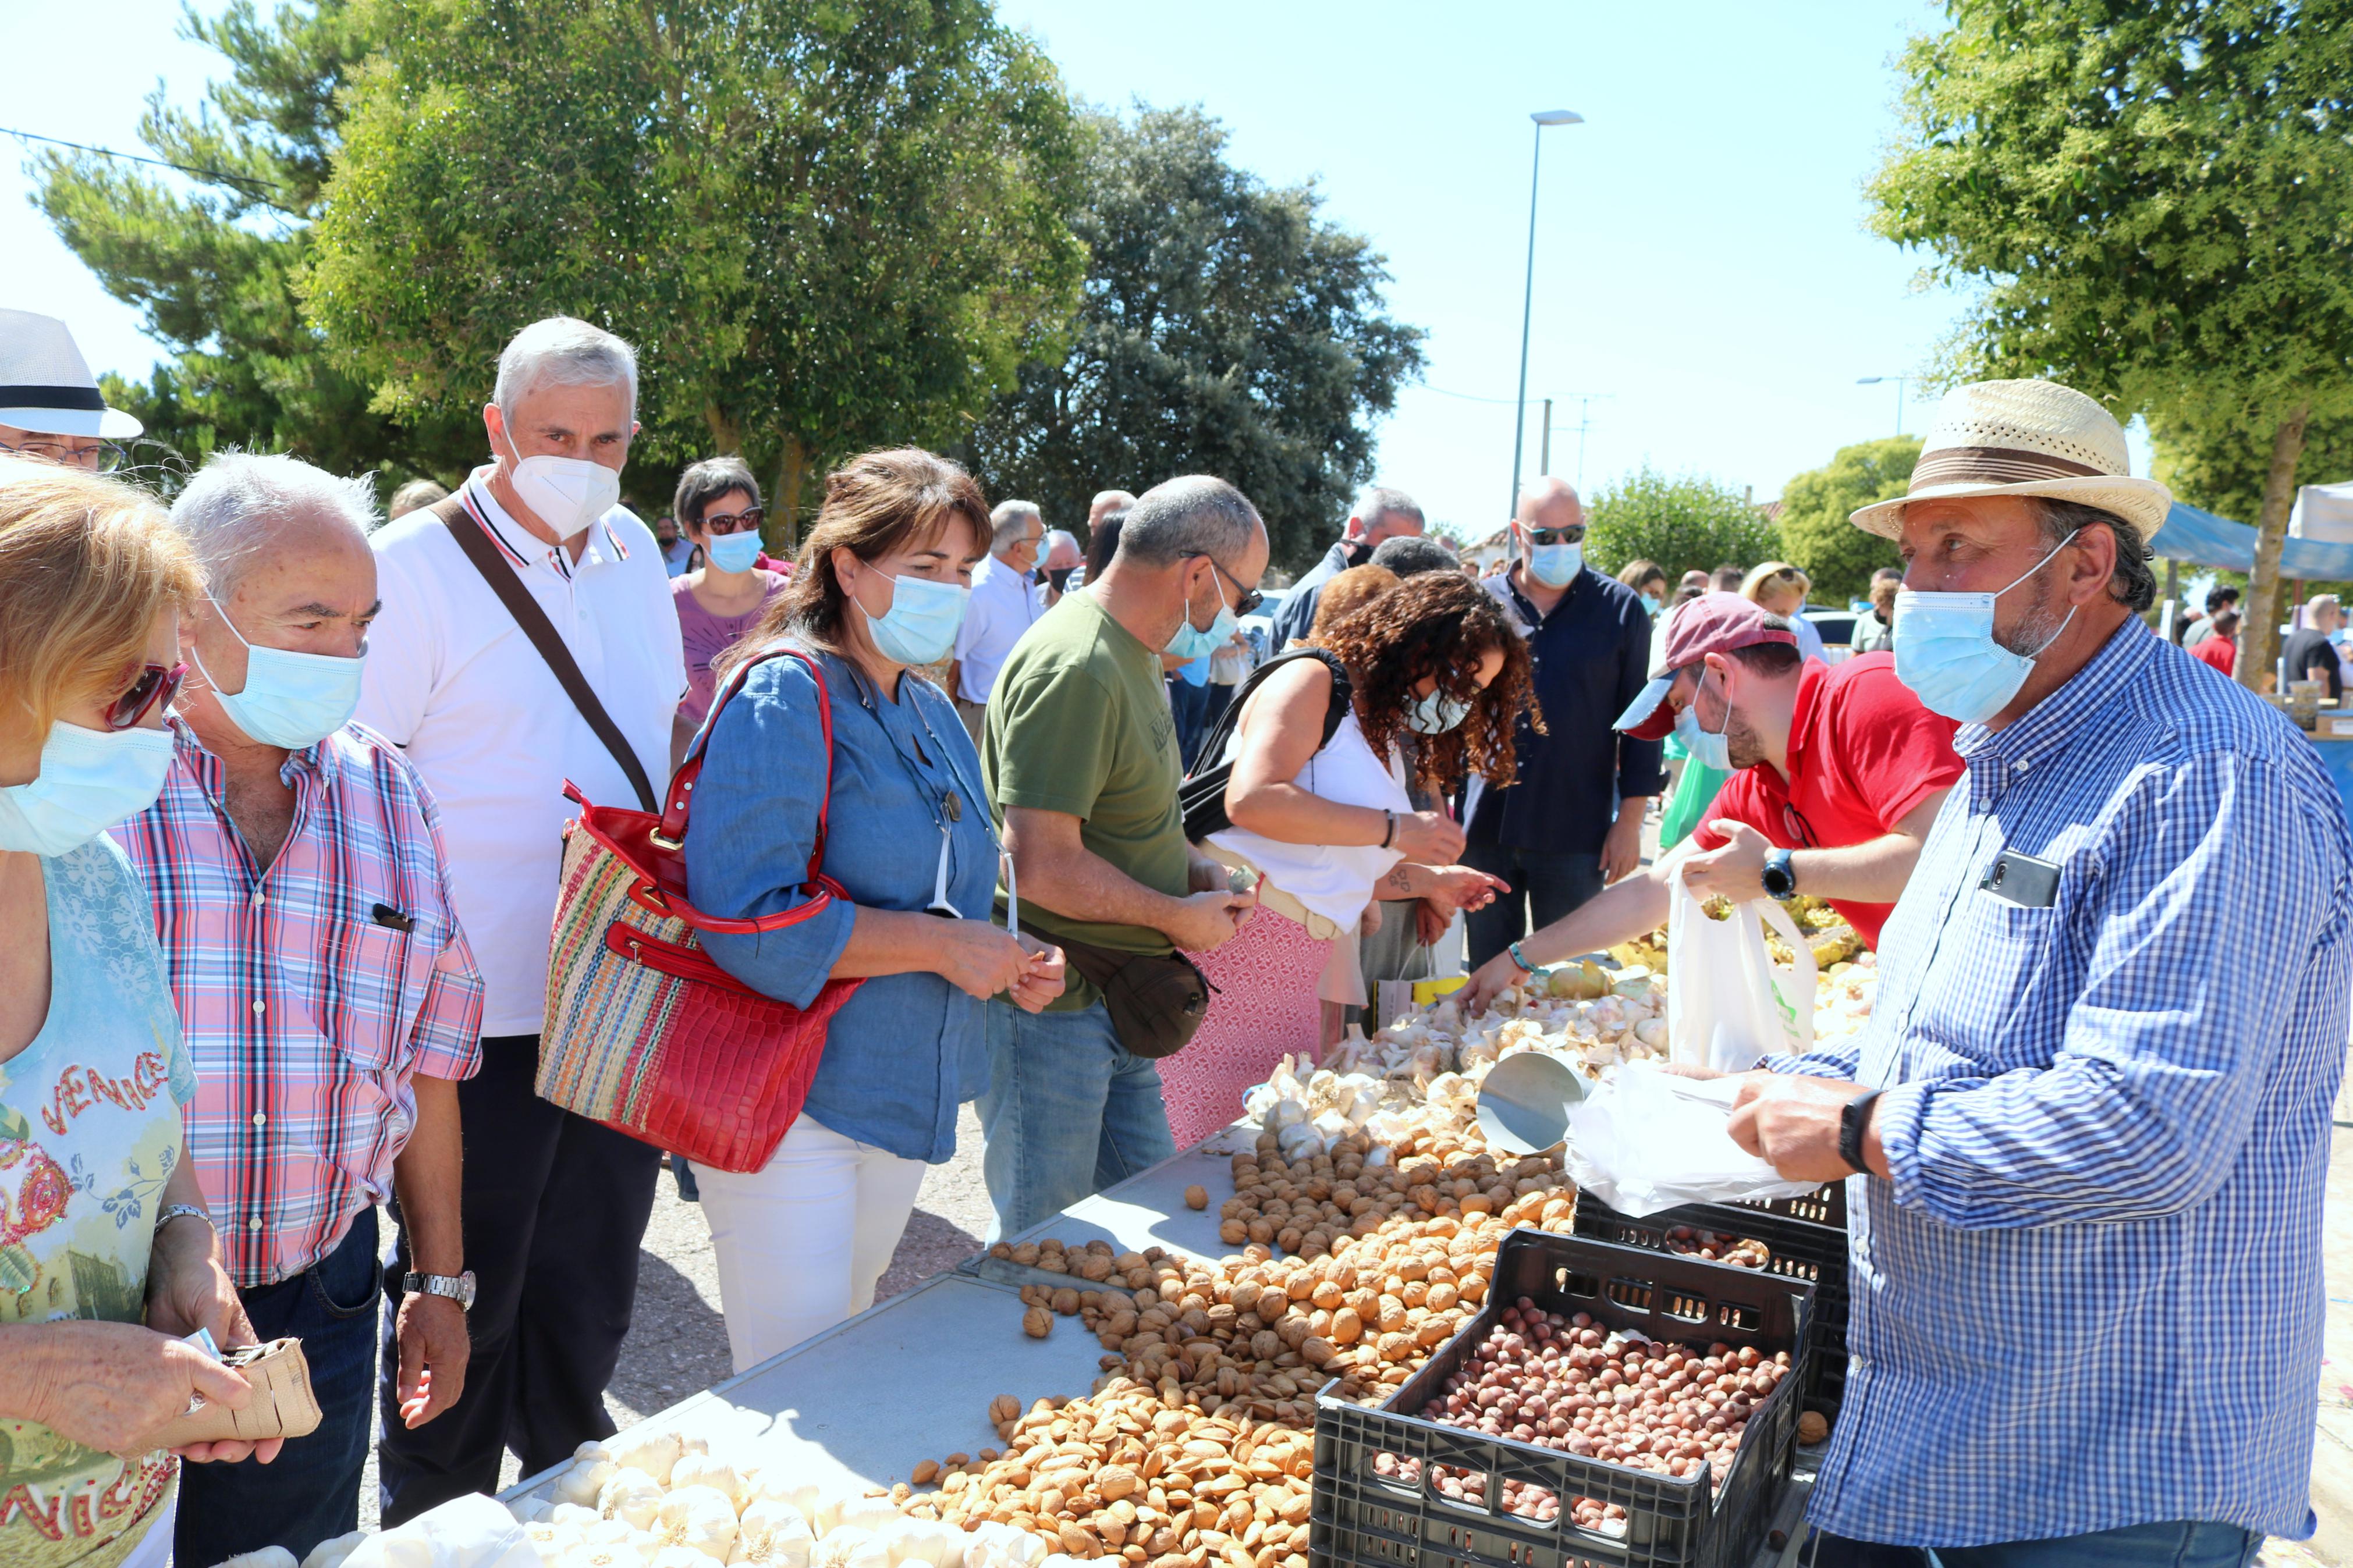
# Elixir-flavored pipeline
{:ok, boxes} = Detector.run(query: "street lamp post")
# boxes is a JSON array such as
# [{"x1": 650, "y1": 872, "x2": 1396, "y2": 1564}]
[
  {"x1": 1510, "y1": 109, "x2": 1584, "y2": 524},
  {"x1": 1856, "y1": 375, "x2": 1911, "y2": 437}
]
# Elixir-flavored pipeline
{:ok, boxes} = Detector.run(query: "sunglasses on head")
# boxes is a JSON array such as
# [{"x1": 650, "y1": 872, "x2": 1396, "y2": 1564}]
[
  {"x1": 700, "y1": 507, "x2": 765, "y2": 536},
  {"x1": 1525, "y1": 526, "x2": 1585, "y2": 547},
  {"x1": 105, "y1": 662, "x2": 187, "y2": 730},
  {"x1": 1183, "y1": 552, "x2": 1264, "y2": 617}
]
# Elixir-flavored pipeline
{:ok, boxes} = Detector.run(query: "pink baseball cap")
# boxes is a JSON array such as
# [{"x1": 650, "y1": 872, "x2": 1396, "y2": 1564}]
[{"x1": 1613, "y1": 593, "x2": 1800, "y2": 741}]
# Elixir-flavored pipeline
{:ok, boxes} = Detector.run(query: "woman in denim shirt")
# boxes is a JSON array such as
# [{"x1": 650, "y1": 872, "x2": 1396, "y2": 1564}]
[{"x1": 684, "y1": 449, "x2": 1063, "y2": 1371}]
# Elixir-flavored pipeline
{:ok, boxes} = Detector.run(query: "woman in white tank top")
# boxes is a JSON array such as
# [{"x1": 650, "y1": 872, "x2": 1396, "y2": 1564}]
[{"x1": 1158, "y1": 574, "x2": 1537, "y2": 1147}]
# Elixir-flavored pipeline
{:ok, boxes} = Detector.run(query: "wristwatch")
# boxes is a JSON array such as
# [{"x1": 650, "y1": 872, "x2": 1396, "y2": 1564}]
[
  {"x1": 1837, "y1": 1089, "x2": 1884, "y2": 1175},
  {"x1": 1761, "y1": 848, "x2": 1798, "y2": 901},
  {"x1": 403, "y1": 1270, "x2": 478, "y2": 1311}
]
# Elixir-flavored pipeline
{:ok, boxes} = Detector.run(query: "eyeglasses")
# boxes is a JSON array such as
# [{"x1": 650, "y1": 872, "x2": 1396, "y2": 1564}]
[
  {"x1": 699, "y1": 508, "x2": 765, "y2": 536},
  {"x1": 1525, "y1": 525, "x2": 1586, "y2": 547},
  {"x1": 105, "y1": 662, "x2": 187, "y2": 730},
  {"x1": 2, "y1": 436, "x2": 127, "y2": 473},
  {"x1": 1183, "y1": 552, "x2": 1264, "y2": 617},
  {"x1": 1780, "y1": 802, "x2": 1820, "y2": 849}
]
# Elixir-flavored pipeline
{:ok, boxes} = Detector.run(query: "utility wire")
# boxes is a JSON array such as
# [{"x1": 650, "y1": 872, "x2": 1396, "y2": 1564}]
[
  {"x1": 1, "y1": 126, "x2": 281, "y2": 195},
  {"x1": 1415, "y1": 385, "x2": 1523, "y2": 406}
]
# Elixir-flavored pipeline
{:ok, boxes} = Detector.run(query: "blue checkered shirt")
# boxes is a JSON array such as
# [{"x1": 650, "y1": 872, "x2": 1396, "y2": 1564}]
[{"x1": 1768, "y1": 621, "x2": 2351, "y2": 1546}]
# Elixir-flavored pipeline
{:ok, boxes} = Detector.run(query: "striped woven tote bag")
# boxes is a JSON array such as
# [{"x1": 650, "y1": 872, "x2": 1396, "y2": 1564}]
[{"x1": 538, "y1": 647, "x2": 860, "y2": 1172}]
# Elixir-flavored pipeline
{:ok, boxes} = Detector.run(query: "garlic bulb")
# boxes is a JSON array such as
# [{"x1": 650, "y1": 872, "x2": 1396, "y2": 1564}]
[
  {"x1": 608, "y1": 1430, "x2": 686, "y2": 1488},
  {"x1": 599, "y1": 1469, "x2": 668, "y2": 1531},
  {"x1": 582, "y1": 1520, "x2": 637, "y2": 1547},
  {"x1": 962, "y1": 1526, "x2": 1046, "y2": 1568},
  {"x1": 650, "y1": 1551, "x2": 718, "y2": 1568},
  {"x1": 825, "y1": 1497, "x2": 902, "y2": 1535},
  {"x1": 512, "y1": 1498, "x2": 558, "y2": 1526},
  {"x1": 556, "y1": 1455, "x2": 619, "y2": 1507},
  {"x1": 566, "y1": 1546, "x2": 648, "y2": 1568},
  {"x1": 730, "y1": 1501, "x2": 815, "y2": 1568},
  {"x1": 552, "y1": 1505, "x2": 601, "y2": 1527},
  {"x1": 811, "y1": 1529, "x2": 889, "y2": 1568},
  {"x1": 668, "y1": 1453, "x2": 746, "y2": 1509},
  {"x1": 651, "y1": 1485, "x2": 740, "y2": 1560},
  {"x1": 869, "y1": 1517, "x2": 960, "y2": 1568}
]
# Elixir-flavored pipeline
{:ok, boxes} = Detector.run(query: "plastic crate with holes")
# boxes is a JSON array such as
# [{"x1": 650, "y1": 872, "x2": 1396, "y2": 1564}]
[
  {"x1": 1726, "y1": 1180, "x2": 1847, "y2": 1231},
  {"x1": 1311, "y1": 1231, "x2": 1812, "y2": 1568},
  {"x1": 1569, "y1": 1199, "x2": 1849, "y2": 1417}
]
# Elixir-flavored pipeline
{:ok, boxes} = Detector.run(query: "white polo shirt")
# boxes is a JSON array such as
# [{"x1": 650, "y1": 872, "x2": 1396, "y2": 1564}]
[
  {"x1": 951, "y1": 552, "x2": 1044, "y2": 703},
  {"x1": 359, "y1": 468, "x2": 686, "y2": 1037}
]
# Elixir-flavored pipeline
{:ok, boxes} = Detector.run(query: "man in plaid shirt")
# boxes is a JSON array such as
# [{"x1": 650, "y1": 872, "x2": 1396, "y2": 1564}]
[
  {"x1": 1726, "y1": 381, "x2": 2350, "y2": 1566},
  {"x1": 117, "y1": 454, "x2": 484, "y2": 1565}
]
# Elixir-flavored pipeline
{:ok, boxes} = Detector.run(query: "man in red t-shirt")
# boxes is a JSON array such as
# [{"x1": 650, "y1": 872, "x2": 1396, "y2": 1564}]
[
  {"x1": 1462, "y1": 593, "x2": 1963, "y2": 1010},
  {"x1": 2189, "y1": 608, "x2": 2239, "y2": 678}
]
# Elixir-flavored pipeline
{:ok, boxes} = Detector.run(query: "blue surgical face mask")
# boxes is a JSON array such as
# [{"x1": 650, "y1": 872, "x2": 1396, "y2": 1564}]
[
  {"x1": 705, "y1": 531, "x2": 764, "y2": 575},
  {"x1": 1891, "y1": 531, "x2": 2079, "y2": 724},
  {"x1": 1406, "y1": 688, "x2": 1472, "y2": 735},
  {"x1": 1641, "y1": 593, "x2": 1661, "y2": 617},
  {"x1": 0, "y1": 720, "x2": 177, "y2": 856},
  {"x1": 861, "y1": 571, "x2": 970, "y2": 667},
  {"x1": 1528, "y1": 541, "x2": 1583, "y2": 589},
  {"x1": 1164, "y1": 568, "x2": 1238, "y2": 661},
  {"x1": 1674, "y1": 669, "x2": 1734, "y2": 771},
  {"x1": 193, "y1": 598, "x2": 366, "y2": 750}
]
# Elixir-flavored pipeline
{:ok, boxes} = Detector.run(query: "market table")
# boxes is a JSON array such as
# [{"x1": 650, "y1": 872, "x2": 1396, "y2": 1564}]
[{"x1": 501, "y1": 1127, "x2": 1827, "y2": 1567}]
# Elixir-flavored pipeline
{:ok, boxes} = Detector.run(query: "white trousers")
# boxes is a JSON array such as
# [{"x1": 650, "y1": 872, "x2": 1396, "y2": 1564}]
[{"x1": 693, "y1": 1115, "x2": 928, "y2": 1374}]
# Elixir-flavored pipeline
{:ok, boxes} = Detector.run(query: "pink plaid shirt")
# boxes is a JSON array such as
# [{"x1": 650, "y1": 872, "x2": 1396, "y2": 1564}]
[{"x1": 118, "y1": 721, "x2": 485, "y2": 1287}]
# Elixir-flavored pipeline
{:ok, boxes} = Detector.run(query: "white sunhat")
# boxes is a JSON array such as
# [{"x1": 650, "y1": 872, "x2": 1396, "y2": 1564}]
[
  {"x1": 0, "y1": 308, "x2": 144, "y2": 440},
  {"x1": 1850, "y1": 378, "x2": 2169, "y2": 541}
]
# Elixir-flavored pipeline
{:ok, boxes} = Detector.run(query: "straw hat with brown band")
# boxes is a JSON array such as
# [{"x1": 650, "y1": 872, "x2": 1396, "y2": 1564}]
[{"x1": 1849, "y1": 378, "x2": 2171, "y2": 541}]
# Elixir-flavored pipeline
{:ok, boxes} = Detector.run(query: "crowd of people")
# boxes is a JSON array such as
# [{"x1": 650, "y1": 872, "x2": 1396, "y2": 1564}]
[{"x1": 0, "y1": 298, "x2": 2343, "y2": 1568}]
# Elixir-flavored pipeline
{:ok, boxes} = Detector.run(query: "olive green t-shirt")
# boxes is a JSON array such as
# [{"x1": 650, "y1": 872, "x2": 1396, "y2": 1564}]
[{"x1": 984, "y1": 591, "x2": 1190, "y2": 1010}]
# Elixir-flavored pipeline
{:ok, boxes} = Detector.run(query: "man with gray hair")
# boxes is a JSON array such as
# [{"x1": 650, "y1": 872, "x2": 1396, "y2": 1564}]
[
  {"x1": 947, "y1": 498, "x2": 1048, "y2": 742},
  {"x1": 2280, "y1": 591, "x2": 2345, "y2": 699},
  {"x1": 978, "y1": 475, "x2": 1268, "y2": 1235},
  {"x1": 1039, "y1": 527, "x2": 1083, "y2": 607},
  {"x1": 1268, "y1": 483, "x2": 1425, "y2": 646},
  {"x1": 117, "y1": 452, "x2": 485, "y2": 1563},
  {"x1": 359, "y1": 315, "x2": 684, "y2": 1520}
]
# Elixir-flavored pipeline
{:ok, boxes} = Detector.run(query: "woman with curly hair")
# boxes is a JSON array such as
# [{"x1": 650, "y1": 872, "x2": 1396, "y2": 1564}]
[{"x1": 1156, "y1": 573, "x2": 1533, "y2": 1144}]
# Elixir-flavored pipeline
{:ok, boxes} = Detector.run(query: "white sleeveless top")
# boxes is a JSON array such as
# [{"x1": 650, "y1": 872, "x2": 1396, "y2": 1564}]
[{"x1": 1208, "y1": 703, "x2": 1413, "y2": 932}]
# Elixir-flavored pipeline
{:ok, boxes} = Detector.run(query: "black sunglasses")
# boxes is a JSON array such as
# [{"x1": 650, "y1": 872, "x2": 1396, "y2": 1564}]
[
  {"x1": 1525, "y1": 525, "x2": 1586, "y2": 547},
  {"x1": 699, "y1": 507, "x2": 765, "y2": 536},
  {"x1": 1184, "y1": 552, "x2": 1264, "y2": 617},
  {"x1": 106, "y1": 662, "x2": 187, "y2": 730}
]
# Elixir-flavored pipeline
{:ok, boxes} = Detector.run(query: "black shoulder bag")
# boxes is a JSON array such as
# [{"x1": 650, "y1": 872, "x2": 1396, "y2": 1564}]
[{"x1": 1177, "y1": 648, "x2": 1354, "y2": 841}]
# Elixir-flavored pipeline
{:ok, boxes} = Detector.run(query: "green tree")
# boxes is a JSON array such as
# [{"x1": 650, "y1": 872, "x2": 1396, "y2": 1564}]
[
  {"x1": 958, "y1": 107, "x2": 1426, "y2": 572},
  {"x1": 1583, "y1": 465, "x2": 1780, "y2": 584},
  {"x1": 1869, "y1": 0, "x2": 2353, "y2": 688},
  {"x1": 32, "y1": 0, "x2": 477, "y2": 490},
  {"x1": 1776, "y1": 437, "x2": 1919, "y2": 602},
  {"x1": 301, "y1": 0, "x2": 1087, "y2": 547}
]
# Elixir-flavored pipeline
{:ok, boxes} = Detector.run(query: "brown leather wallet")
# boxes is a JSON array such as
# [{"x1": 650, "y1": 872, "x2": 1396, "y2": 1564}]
[{"x1": 151, "y1": 1338, "x2": 322, "y2": 1449}]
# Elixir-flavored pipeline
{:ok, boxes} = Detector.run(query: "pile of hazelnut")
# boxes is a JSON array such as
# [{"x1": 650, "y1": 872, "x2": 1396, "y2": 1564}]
[
  {"x1": 1658, "y1": 1226, "x2": 1771, "y2": 1270},
  {"x1": 1374, "y1": 1298, "x2": 1794, "y2": 1530}
]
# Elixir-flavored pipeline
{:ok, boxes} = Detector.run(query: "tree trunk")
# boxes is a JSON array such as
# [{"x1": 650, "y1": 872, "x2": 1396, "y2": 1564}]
[
  {"x1": 2238, "y1": 403, "x2": 2312, "y2": 692},
  {"x1": 771, "y1": 432, "x2": 808, "y2": 556},
  {"x1": 704, "y1": 403, "x2": 742, "y2": 455}
]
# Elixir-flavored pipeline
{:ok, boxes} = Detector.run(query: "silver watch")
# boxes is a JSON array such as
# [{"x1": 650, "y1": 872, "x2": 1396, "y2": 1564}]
[{"x1": 402, "y1": 1270, "x2": 477, "y2": 1311}]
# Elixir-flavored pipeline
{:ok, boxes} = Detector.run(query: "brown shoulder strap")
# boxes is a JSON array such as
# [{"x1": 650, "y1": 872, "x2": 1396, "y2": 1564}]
[{"x1": 433, "y1": 492, "x2": 659, "y2": 812}]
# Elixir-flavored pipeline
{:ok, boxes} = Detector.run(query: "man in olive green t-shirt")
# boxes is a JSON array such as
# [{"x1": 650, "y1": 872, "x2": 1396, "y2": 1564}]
[{"x1": 978, "y1": 475, "x2": 1268, "y2": 1237}]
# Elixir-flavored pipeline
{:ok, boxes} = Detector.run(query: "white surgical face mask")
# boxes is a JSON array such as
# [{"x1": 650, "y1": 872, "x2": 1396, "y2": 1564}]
[
  {"x1": 191, "y1": 597, "x2": 367, "y2": 751},
  {"x1": 499, "y1": 423, "x2": 620, "y2": 541},
  {"x1": 1891, "y1": 530, "x2": 2080, "y2": 724},
  {"x1": 0, "y1": 721, "x2": 176, "y2": 856}
]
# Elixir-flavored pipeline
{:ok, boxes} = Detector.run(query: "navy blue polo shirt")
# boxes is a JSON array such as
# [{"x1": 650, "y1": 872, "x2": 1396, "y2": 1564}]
[{"x1": 1470, "y1": 566, "x2": 1667, "y2": 856}]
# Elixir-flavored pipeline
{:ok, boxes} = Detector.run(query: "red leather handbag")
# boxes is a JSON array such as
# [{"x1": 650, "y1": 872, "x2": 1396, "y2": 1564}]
[{"x1": 537, "y1": 647, "x2": 860, "y2": 1173}]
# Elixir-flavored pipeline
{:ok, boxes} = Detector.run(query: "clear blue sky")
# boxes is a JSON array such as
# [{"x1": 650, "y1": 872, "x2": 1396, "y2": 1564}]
[{"x1": 5, "y1": 0, "x2": 2104, "y2": 533}]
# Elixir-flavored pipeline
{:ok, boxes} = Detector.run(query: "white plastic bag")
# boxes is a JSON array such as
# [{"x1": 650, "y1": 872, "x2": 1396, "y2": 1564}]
[
  {"x1": 1665, "y1": 873, "x2": 1815, "y2": 1073},
  {"x1": 1562, "y1": 1062, "x2": 1822, "y2": 1216}
]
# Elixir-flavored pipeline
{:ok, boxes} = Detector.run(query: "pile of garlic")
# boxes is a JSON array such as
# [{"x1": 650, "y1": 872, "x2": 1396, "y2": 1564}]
[
  {"x1": 514, "y1": 1428, "x2": 966, "y2": 1568},
  {"x1": 1812, "y1": 955, "x2": 1878, "y2": 1048},
  {"x1": 1240, "y1": 1057, "x2": 1392, "y2": 1164}
]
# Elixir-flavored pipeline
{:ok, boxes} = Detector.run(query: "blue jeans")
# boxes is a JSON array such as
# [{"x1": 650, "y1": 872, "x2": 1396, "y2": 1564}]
[
  {"x1": 1461, "y1": 843, "x2": 1605, "y2": 968},
  {"x1": 175, "y1": 1207, "x2": 381, "y2": 1566},
  {"x1": 1818, "y1": 1522, "x2": 2263, "y2": 1568},
  {"x1": 978, "y1": 997, "x2": 1178, "y2": 1239}
]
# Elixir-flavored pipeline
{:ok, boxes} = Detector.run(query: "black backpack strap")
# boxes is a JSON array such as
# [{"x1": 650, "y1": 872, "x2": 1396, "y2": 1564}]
[
  {"x1": 1185, "y1": 648, "x2": 1351, "y2": 781},
  {"x1": 435, "y1": 493, "x2": 659, "y2": 812}
]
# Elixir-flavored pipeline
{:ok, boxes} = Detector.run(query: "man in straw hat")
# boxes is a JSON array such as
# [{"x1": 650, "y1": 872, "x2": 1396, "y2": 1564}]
[
  {"x1": 0, "y1": 308, "x2": 144, "y2": 470},
  {"x1": 1719, "y1": 379, "x2": 2350, "y2": 1562}
]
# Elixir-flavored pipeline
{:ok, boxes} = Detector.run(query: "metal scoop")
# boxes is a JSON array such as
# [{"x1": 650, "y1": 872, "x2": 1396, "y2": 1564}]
[{"x1": 1475, "y1": 1050, "x2": 1589, "y2": 1155}]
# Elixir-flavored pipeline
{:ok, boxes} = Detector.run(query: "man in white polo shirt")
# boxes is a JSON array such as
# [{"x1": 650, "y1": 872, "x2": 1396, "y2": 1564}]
[
  {"x1": 357, "y1": 316, "x2": 685, "y2": 1521},
  {"x1": 947, "y1": 498, "x2": 1047, "y2": 742}
]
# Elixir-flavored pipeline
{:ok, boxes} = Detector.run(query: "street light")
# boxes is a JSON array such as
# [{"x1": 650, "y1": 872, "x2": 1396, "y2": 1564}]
[
  {"x1": 1857, "y1": 375, "x2": 1911, "y2": 437},
  {"x1": 1510, "y1": 109, "x2": 1584, "y2": 524}
]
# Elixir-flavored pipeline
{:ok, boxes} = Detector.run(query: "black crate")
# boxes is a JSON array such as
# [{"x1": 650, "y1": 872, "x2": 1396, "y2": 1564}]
[
  {"x1": 1312, "y1": 1231, "x2": 1811, "y2": 1568},
  {"x1": 1570, "y1": 1200, "x2": 1849, "y2": 1417},
  {"x1": 1726, "y1": 1181, "x2": 1847, "y2": 1231}
]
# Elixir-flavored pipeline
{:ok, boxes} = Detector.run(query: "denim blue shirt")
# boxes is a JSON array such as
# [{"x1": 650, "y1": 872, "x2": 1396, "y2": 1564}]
[
  {"x1": 1768, "y1": 621, "x2": 2352, "y2": 1545},
  {"x1": 684, "y1": 644, "x2": 999, "y2": 1163}
]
